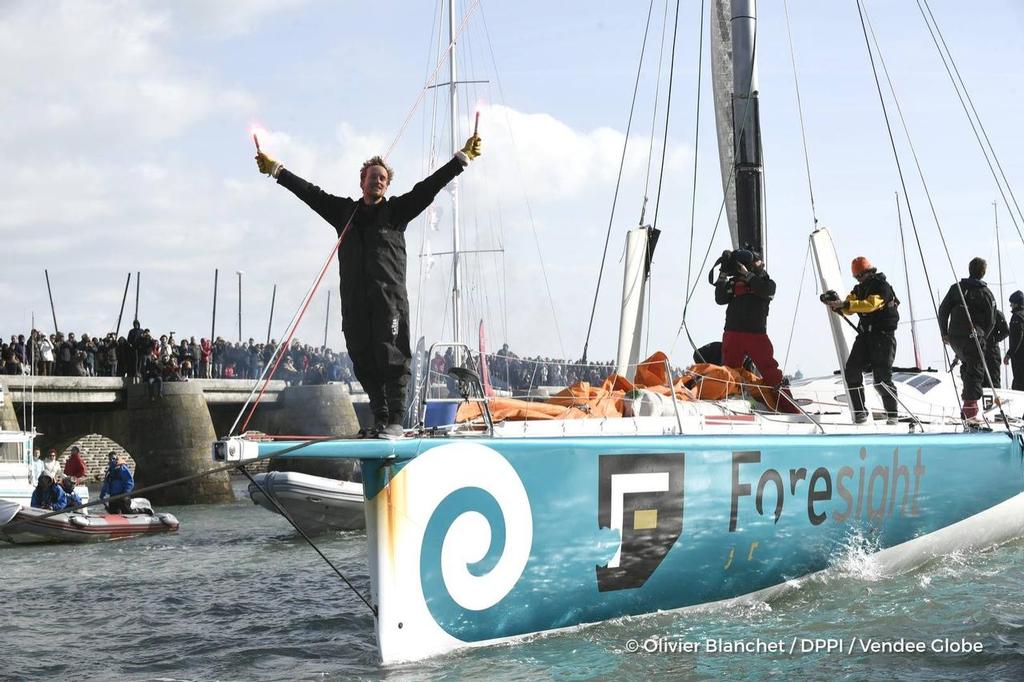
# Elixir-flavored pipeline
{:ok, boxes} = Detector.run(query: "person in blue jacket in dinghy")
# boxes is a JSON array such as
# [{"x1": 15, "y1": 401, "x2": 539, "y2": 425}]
[
  {"x1": 31, "y1": 474, "x2": 68, "y2": 511},
  {"x1": 100, "y1": 453, "x2": 135, "y2": 514}
]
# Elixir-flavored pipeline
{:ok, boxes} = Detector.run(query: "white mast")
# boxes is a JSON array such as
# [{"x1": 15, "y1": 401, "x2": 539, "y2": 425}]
[{"x1": 448, "y1": 0, "x2": 462, "y2": 349}]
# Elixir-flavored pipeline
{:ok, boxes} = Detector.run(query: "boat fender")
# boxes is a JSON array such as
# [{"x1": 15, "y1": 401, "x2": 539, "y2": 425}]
[
  {"x1": 157, "y1": 513, "x2": 179, "y2": 527},
  {"x1": 69, "y1": 514, "x2": 90, "y2": 527}
]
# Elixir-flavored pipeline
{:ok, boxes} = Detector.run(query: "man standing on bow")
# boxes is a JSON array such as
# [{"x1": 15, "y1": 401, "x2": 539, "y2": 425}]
[
  {"x1": 256, "y1": 134, "x2": 482, "y2": 438},
  {"x1": 824, "y1": 257, "x2": 900, "y2": 424}
]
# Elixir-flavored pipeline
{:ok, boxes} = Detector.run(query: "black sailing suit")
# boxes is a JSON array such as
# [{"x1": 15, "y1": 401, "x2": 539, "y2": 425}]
[
  {"x1": 938, "y1": 278, "x2": 996, "y2": 402},
  {"x1": 985, "y1": 308, "x2": 1009, "y2": 389},
  {"x1": 842, "y1": 270, "x2": 900, "y2": 420},
  {"x1": 277, "y1": 157, "x2": 466, "y2": 425},
  {"x1": 1006, "y1": 308, "x2": 1024, "y2": 391}
]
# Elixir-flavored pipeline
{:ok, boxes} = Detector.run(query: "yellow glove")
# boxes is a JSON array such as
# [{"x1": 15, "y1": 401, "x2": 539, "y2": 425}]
[
  {"x1": 255, "y1": 151, "x2": 281, "y2": 177},
  {"x1": 460, "y1": 135, "x2": 482, "y2": 160}
]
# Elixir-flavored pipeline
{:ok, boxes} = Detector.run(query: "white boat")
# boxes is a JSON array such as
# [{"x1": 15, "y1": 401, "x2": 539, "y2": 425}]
[
  {"x1": 0, "y1": 410, "x2": 89, "y2": 509},
  {"x1": 214, "y1": 0, "x2": 1024, "y2": 665},
  {"x1": 248, "y1": 470, "x2": 364, "y2": 533}
]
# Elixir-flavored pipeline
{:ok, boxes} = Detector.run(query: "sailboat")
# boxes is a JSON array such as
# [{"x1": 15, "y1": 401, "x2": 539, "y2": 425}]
[{"x1": 217, "y1": 0, "x2": 1024, "y2": 664}]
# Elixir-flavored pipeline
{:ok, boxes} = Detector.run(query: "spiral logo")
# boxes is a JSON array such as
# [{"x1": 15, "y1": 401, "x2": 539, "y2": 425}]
[{"x1": 400, "y1": 442, "x2": 533, "y2": 636}]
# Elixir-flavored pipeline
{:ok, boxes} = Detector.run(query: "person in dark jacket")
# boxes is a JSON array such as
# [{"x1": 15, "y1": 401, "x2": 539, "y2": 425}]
[
  {"x1": 100, "y1": 453, "x2": 135, "y2": 514},
  {"x1": 1003, "y1": 290, "x2": 1024, "y2": 391},
  {"x1": 824, "y1": 257, "x2": 900, "y2": 424},
  {"x1": 31, "y1": 474, "x2": 68, "y2": 511},
  {"x1": 256, "y1": 136, "x2": 482, "y2": 438},
  {"x1": 986, "y1": 308, "x2": 1009, "y2": 389},
  {"x1": 938, "y1": 257, "x2": 997, "y2": 419},
  {"x1": 714, "y1": 250, "x2": 788, "y2": 399}
]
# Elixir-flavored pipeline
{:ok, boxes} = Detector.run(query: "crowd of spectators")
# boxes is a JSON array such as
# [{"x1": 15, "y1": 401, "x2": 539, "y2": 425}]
[
  {"x1": 0, "y1": 324, "x2": 356, "y2": 390},
  {"x1": 3, "y1": 328, "x2": 643, "y2": 395}
]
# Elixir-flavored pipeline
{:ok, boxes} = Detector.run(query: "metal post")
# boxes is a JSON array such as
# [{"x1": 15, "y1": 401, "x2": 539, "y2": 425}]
[
  {"x1": 448, "y1": 0, "x2": 462, "y2": 357},
  {"x1": 236, "y1": 270, "x2": 244, "y2": 343},
  {"x1": 323, "y1": 292, "x2": 331, "y2": 348},
  {"x1": 44, "y1": 269, "x2": 58, "y2": 334},
  {"x1": 134, "y1": 271, "x2": 140, "y2": 322},
  {"x1": 995, "y1": 201, "x2": 1007, "y2": 388},
  {"x1": 211, "y1": 269, "x2": 219, "y2": 341},
  {"x1": 266, "y1": 284, "x2": 277, "y2": 344},
  {"x1": 895, "y1": 192, "x2": 922, "y2": 368},
  {"x1": 115, "y1": 273, "x2": 131, "y2": 337}
]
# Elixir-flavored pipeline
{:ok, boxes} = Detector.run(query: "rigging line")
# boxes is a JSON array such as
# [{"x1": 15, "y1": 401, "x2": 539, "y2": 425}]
[
  {"x1": 579, "y1": 0, "x2": 658, "y2": 363},
  {"x1": 683, "y1": 0, "x2": 707, "y2": 336},
  {"x1": 919, "y1": 0, "x2": 1024, "y2": 234},
  {"x1": 384, "y1": 0, "x2": 480, "y2": 160},
  {"x1": 650, "y1": 0, "x2": 682, "y2": 232},
  {"x1": 782, "y1": 240, "x2": 812, "y2": 374},
  {"x1": 238, "y1": 465, "x2": 376, "y2": 616},
  {"x1": 857, "y1": 0, "x2": 1006, "y2": 428},
  {"x1": 236, "y1": 210, "x2": 359, "y2": 435},
  {"x1": 476, "y1": 1, "x2": 565, "y2": 359},
  {"x1": 643, "y1": 0, "x2": 673, "y2": 211},
  {"x1": 782, "y1": 0, "x2": 819, "y2": 228},
  {"x1": 228, "y1": 210, "x2": 356, "y2": 437}
]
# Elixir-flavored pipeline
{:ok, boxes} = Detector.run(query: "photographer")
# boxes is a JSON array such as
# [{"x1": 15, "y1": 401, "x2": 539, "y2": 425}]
[
  {"x1": 712, "y1": 249, "x2": 786, "y2": 395},
  {"x1": 822, "y1": 256, "x2": 899, "y2": 424}
]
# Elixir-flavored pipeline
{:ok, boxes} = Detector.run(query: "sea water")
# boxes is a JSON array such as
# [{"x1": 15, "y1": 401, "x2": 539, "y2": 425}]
[{"x1": 3, "y1": 480, "x2": 1023, "y2": 681}]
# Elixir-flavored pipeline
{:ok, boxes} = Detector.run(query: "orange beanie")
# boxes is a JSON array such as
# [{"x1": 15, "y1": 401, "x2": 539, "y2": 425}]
[{"x1": 851, "y1": 256, "x2": 873, "y2": 276}]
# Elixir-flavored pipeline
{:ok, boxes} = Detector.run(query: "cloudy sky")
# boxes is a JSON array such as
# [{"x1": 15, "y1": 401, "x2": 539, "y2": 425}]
[{"x1": 3, "y1": 0, "x2": 1023, "y2": 376}]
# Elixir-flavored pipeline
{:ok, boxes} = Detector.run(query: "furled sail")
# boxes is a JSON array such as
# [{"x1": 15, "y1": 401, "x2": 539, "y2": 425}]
[
  {"x1": 710, "y1": 0, "x2": 738, "y2": 248},
  {"x1": 711, "y1": 0, "x2": 765, "y2": 260}
]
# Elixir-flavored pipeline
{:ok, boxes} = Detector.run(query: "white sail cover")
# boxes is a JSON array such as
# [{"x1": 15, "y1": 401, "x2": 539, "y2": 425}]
[
  {"x1": 809, "y1": 228, "x2": 856, "y2": 372},
  {"x1": 711, "y1": 0, "x2": 738, "y2": 246},
  {"x1": 616, "y1": 229, "x2": 649, "y2": 379}
]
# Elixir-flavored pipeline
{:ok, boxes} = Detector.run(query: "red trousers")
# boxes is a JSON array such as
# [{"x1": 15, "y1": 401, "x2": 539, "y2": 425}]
[{"x1": 722, "y1": 330, "x2": 783, "y2": 387}]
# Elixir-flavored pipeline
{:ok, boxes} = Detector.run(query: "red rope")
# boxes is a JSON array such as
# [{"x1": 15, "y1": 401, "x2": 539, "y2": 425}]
[{"x1": 238, "y1": 212, "x2": 356, "y2": 433}]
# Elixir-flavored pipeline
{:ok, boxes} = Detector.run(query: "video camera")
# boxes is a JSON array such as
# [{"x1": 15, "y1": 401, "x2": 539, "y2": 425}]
[
  {"x1": 819, "y1": 290, "x2": 841, "y2": 304},
  {"x1": 708, "y1": 248, "x2": 758, "y2": 285}
]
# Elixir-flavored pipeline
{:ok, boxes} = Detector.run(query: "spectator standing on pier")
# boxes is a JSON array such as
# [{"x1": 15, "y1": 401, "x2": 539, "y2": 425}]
[
  {"x1": 37, "y1": 333, "x2": 54, "y2": 376},
  {"x1": 63, "y1": 445, "x2": 88, "y2": 483},
  {"x1": 42, "y1": 450, "x2": 62, "y2": 481}
]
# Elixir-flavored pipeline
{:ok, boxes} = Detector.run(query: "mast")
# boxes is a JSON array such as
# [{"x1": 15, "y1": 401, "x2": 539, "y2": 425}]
[
  {"x1": 448, "y1": 0, "x2": 462, "y2": 350},
  {"x1": 711, "y1": 0, "x2": 765, "y2": 259}
]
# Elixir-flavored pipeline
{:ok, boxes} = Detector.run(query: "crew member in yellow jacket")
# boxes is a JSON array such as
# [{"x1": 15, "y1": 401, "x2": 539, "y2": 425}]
[{"x1": 823, "y1": 256, "x2": 901, "y2": 424}]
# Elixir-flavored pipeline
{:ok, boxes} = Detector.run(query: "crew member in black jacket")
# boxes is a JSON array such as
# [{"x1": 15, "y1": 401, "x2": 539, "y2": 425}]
[
  {"x1": 256, "y1": 135, "x2": 482, "y2": 438},
  {"x1": 714, "y1": 249, "x2": 786, "y2": 394},
  {"x1": 824, "y1": 256, "x2": 900, "y2": 424},
  {"x1": 938, "y1": 257, "x2": 996, "y2": 420},
  {"x1": 1004, "y1": 290, "x2": 1024, "y2": 391},
  {"x1": 986, "y1": 308, "x2": 1009, "y2": 389}
]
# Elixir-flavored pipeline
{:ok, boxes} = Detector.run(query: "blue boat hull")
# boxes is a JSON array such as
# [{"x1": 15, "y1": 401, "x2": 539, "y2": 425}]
[{"x1": 256, "y1": 430, "x2": 1024, "y2": 662}]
